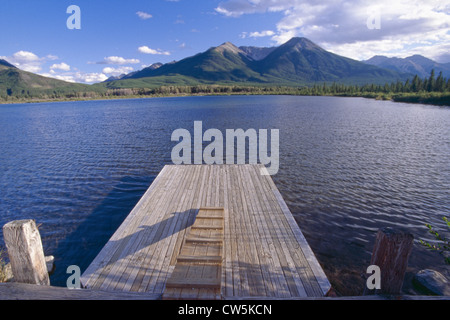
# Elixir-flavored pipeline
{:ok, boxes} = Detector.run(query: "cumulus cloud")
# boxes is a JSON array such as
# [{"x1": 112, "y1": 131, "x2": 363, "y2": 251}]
[
  {"x1": 1, "y1": 51, "x2": 43, "y2": 72},
  {"x1": 43, "y1": 61, "x2": 110, "y2": 84},
  {"x1": 39, "y1": 72, "x2": 75, "y2": 82},
  {"x1": 216, "y1": 0, "x2": 450, "y2": 61},
  {"x1": 138, "y1": 46, "x2": 171, "y2": 55},
  {"x1": 102, "y1": 56, "x2": 140, "y2": 65},
  {"x1": 12, "y1": 51, "x2": 40, "y2": 62},
  {"x1": 50, "y1": 62, "x2": 71, "y2": 71},
  {"x1": 102, "y1": 66, "x2": 134, "y2": 76},
  {"x1": 136, "y1": 11, "x2": 152, "y2": 20},
  {"x1": 41, "y1": 71, "x2": 108, "y2": 84},
  {"x1": 2, "y1": 51, "x2": 119, "y2": 84},
  {"x1": 240, "y1": 30, "x2": 275, "y2": 38},
  {"x1": 73, "y1": 72, "x2": 108, "y2": 83},
  {"x1": 46, "y1": 54, "x2": 59, "y2": 61}
]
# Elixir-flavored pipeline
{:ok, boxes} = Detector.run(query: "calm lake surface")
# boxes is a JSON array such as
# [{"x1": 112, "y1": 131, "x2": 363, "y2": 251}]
[{"x1": 0, "y1": 95, "x2": 448, "y2": 295}]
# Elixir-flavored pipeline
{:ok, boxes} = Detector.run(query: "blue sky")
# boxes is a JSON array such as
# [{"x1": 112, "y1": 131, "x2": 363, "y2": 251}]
[{"x1": 1, "y1": 0, "x2": 449, "y2": 83}]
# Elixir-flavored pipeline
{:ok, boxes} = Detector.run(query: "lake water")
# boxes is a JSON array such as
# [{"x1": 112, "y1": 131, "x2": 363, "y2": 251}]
[{"x1": 0, "y1": 95, "x2": 448, "y2": 295}]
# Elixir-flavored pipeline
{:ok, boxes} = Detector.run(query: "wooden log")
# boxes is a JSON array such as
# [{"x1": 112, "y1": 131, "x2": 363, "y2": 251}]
[
  {"x1": 2, "y1": 220, "x2": 50, "y2": 285},
  {"x1": 3, "y1": 256, "x2": 55, "y2": 282},
  {"x1": 365, "y1": 227, "x2": 413, "y2": 295}
]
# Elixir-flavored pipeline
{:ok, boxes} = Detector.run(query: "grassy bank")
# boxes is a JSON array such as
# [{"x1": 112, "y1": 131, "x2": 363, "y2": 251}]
[
  {"x1": 331, "y1": 92, "x2": 450, "y2": 106},
  {"x1": 390, "y1": 92, "x2": 450, "y2": 106}
]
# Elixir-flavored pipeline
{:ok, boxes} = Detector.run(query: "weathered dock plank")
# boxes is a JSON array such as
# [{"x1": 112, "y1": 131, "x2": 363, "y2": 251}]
[
  {"x1": 81, "y1": 164, "x2": 331, "y2": 298},
  {"x1": 2, "y1": 282, "x2": 449, "y2": 300}
]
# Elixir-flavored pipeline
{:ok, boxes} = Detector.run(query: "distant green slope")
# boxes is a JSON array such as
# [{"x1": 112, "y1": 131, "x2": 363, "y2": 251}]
[
  {"x1": 0, "y1": 59, "x2": 17, "y2": 70},
  {"x1": 96, "y1": 75, "x2": 204, "y2": 89},
  {"x1": 93, "y1": 74, "x2": 308, "y2": 90}
]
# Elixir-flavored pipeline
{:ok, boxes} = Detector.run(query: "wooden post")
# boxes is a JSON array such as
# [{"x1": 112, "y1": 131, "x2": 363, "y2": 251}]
[
  {"x1": 2, "y1": 220, "x2": 50, "y2": 285},
  {"x1": 365, "y1": 227, "x2": 413, "y2": 295}
]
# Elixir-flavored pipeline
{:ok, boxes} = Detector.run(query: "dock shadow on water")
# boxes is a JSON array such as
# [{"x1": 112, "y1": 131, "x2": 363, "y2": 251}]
[{"x1": 50, "y1": 175, "x2": 155, "y2": 287}]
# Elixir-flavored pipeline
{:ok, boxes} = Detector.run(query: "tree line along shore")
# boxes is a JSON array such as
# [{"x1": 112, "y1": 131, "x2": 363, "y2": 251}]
[{"x1": 1, "y1": 70, "x2": 449, "y2": 106}]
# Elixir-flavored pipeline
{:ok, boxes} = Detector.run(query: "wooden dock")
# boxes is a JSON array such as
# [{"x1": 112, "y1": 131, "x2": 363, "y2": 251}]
[{"x1": 80, "y1": 164, "x2": 331, "y2": 299}]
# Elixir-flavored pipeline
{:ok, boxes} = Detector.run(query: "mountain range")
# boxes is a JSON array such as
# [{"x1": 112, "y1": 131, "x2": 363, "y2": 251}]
[
  {"x1": 364, "y1": 55, "x2": 450, "y2": 79},
  {"x1": 1, "y1": 37, "x2": 446, "y2": 99},
  {"x1": 104, "y1": 37, "x2": 408, "y2": 88}
]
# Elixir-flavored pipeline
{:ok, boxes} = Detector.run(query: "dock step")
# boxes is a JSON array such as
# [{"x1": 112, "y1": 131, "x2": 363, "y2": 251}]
[
  {"x1": 185, "y1": 236, "x2": 223, "y2": 244},
  {"x1": 176, "y1": 255, "x2": 222, "y2": 264},
  {"x1": 162, "y1": 207, "x2": 224, "y2": 300},
  {"x1": 190, "y1": 225, "x2": 223, "y2": 230},
  {"x1": 165, "y1": 277, "x2": 221, "y2": 289},
  {"x1": 165, "y1": 265, "x2": 222, "y2": 289}
]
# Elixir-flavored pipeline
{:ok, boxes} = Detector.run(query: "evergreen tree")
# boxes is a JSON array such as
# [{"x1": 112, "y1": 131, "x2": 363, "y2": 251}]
[
  {"x1": 412, "y1": 75, "x2": 420, "y2": 92},
  {"x1": 435, "y1": 71, "x2": 445, "y2": 92},
  {"x1": 404, "y1": 79, "x2": 411, "y2": 92},
  {"x1": 427, "y1": 69, "x2": 435, "y2": 92}
]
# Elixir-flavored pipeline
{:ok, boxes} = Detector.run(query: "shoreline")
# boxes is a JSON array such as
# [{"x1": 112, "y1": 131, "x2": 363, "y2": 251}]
[{"x1": 1, "y1": 91, "x2": 449, "y2": 107}]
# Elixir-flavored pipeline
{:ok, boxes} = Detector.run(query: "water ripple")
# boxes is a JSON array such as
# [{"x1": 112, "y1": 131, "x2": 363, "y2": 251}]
[{"x1": 0, "y1": 96, "x2": 448, "y2": 294}]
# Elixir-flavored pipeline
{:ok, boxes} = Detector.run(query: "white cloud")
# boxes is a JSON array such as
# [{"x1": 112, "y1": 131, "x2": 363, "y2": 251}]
[
  {"x1": 240, "y1": 30, "x2": 275, "y2": 38},
  {"x1": 138, "y1": 46, "x2": 171, "y2": 55},
  {"x1": 46, "y1": 54, "x2": 59, "y2": 61},
  {"x1": 50, "y1": 62, "x2": 71, "y2": 71},
  {"x1": 12, "y1": 51, "x2": 40, "y2": 62},
  {"x1": 2, "y1": 51, "x2": 118, "y2": 84},
  {"x1": 74, "y1": 72, "x2": 108, "y2": 83},
  {"x1": 136, "y1": 11, "x2": 152, "y2": 20},
  {"x1": 216, "y1": 0, "x2": 450, "y2": 62},
  {"x1": 103, "y1": 56, "x2": 140, "y2": 65},
  {"x1": 102, "y1": 66, "x2": 134, "y2": 76},
  {"x1": 41, "y1": 71, "x2": 108, "y2": 84},
  {"x1": 1, "y1": 51, "x2": 60, "y2": 72},
  {"x1": 39, "y1": 73, "x2": 76, "y2": 83},
  {"x1": 0, "y1": 52, "x2": 109, "y2": 83},
  {"x1": 2, "y1": 51, "x2": 43, "y2": 72}
]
